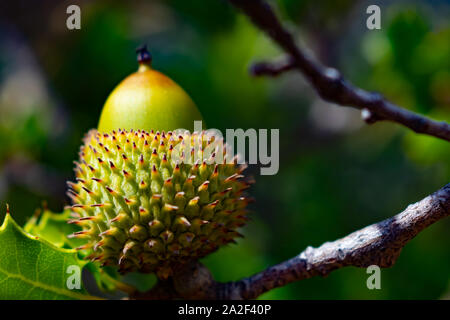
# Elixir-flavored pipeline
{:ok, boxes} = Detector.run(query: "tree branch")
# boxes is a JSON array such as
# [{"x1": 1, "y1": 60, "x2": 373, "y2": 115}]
[
  {"x1": 224, "y1": 183, "x2": 450, "y2": 299},
  {"x1": 132, "y1": 183, "x2": 450, "y2": 299},
  {"x1": 228, "y1": 0, "x2": 450, "y2": 142}
]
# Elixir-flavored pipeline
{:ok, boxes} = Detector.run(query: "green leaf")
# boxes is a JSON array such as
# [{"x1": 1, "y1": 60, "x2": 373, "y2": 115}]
[
  {"x1": 24, "y1": 209, "x2": 129, "y2": 293},
  {"x1": 0, "y1": 213, "x2": 99, "y2": 300},
  {"x1": 24, "y1": 209, "x2": 84, "y2": 249}
]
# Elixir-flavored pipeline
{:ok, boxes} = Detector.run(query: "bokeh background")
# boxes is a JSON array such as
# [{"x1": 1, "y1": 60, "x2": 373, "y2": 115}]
[{"x1": 0, "y1": 0, "x2": 449, "y2": 299}]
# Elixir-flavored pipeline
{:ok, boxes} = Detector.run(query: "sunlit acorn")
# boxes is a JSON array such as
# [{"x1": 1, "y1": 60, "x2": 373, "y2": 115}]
[
  {"x1": 67, "y1": 47, "x2": 252, "y2": 279},
  {"x1": 98, "y1": 45, "x2": 203, "y2": 133}
]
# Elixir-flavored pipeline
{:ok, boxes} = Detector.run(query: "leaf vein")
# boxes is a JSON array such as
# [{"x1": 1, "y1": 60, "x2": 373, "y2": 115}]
[{"x1": 0, "y1": 265, "x2": 96, "y2": 300}]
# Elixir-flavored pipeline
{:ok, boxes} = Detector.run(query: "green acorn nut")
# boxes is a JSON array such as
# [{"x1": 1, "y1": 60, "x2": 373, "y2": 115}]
[
  {"x1": 67, "y1": 47, "x2": 252, "y2": 279},
  {"x1": 98, "y1": 45, "x2": 203, "y2": 133}
]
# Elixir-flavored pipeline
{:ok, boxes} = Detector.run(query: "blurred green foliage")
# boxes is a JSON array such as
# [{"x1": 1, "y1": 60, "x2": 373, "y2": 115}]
[{"x1": 0, "y1": 0, "x2": 448, "y2": 299}]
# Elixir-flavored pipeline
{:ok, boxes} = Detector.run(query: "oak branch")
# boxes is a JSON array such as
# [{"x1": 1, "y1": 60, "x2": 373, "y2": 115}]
[
  {"x1": 132, "y1": 183, "x2": 450, "y2": 299},
  {"x1": 229, "y1": 0, "x2": 450, "y2": 142}
]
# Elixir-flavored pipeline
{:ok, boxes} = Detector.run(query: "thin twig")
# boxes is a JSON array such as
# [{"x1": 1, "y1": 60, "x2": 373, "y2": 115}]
[
  {"x1": 228, "y1": 0, "x2": 450, "y2": 142},
  {"x1": 250, "y1": 56, "x2": 296, "y2": 77}
]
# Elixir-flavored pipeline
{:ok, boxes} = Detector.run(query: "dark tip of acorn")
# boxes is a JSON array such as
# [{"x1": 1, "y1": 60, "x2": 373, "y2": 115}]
[{"x1": 136, "y1": 44, "x2": 152, "y2": 65}]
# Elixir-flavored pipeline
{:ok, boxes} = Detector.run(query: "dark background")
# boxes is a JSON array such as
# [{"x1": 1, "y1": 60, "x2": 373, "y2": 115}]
[{"x1": 0, "y1": 0, "x2": 449, "y2": 299}]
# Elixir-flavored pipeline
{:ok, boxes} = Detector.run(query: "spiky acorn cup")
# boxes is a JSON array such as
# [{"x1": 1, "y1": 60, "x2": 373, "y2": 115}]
[{"x1": 67, "y1": 47, "x2": 252, "y2": 279}]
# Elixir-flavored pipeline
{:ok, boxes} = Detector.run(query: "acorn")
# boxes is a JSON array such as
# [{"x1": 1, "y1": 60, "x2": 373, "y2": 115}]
[
  {"x1": 68, "y1": 47, "x2": 252, "y2": 278},
  {"x1": 98, "y1": 45, "x2": 203, "y2": 133}
]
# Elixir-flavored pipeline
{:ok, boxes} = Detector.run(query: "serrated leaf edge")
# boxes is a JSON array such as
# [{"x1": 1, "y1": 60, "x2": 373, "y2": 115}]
[{"x1": 0, "y1": 214, "x2": 102, "y2": 300}]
